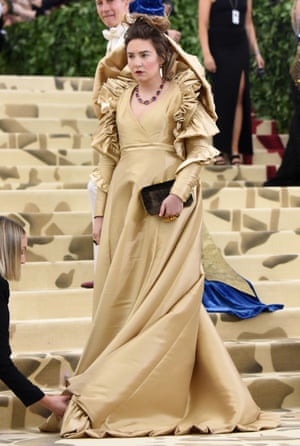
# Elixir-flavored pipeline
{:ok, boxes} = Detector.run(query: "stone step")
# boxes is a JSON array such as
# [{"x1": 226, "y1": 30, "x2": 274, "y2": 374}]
[
  {"x1": 9, "y1": 251, "x2": 299, "y2": 291},
  {"x1": 0, "y1": 371, "x2": 297, "y2": 430},
  {"x1": 1, "y1": 181, "x2": 88, "y2": 190},
  {"x1": 226, "y1": 254, "x2": 300, "y2": 281},
  {"x1": 0, "y1": 75, "x2": 94, "y2": 91},
  {"x1": 242, "y1": 371, "x2": 300, "y2": 410},
  {"x1": 202, "y1": 164, "x2": 269, "y2": 184},
  {"x1": 0, "y1": 165, "x2": 278, "y2": 188},
  {"x1": 12, "y1": 231, "x2": 300, "y2": 262},
  {"x1": 25, "y1": 234, "x2": 92, "y2": 262},
  {"x1": 252, "y1": 119, "x2": 278, "y2": 135},
  {"x1": 8, "y1": 306, "x2": 299, "y2": 353},
  {"x1": 1, "y1": 208, "x2": 297, "y2": 236},
  {"x1": 252, "y1": 132, "x2": 287, "y2": 150},
  {"x1": 0, "y1": 390, "x2": 60, "y2": 429},
  {"x1": 210, "y1": 230, "x2": 300, "y2": 256},
  {"x1": 10, "y1": 289, "x2": 93, "y2": 320},
  {"x1": 0, "y1": 132, "x2": 93, "y2": 149},
  {"x1": 202, "y1": 187, "x2": 300, "y2": 209},
  {"x1": 0, "y1": 118, "x2": 97, "y2": 134},
  {"x1": 212, "y1": 307, "x2": 300, "y2": 341},
  {"x1": 0, "y1": 132, "x2": 282, "y2": 162},
  {"x1": 6, "y1": 337, "x2": 300, "y2": 379},
  {"x1": 1, "y1": 188, "x2": 300, "y2": 214},
  {"x1": 0, "y1": 353, "x2": 76, "y2": 394},
  {"x1": 253, "y1": 150, "x2": 282, "y2": 166},
  {"x1": 10, "y1": 261, "x2": 93, "y2": 291},
  {"x1": 0, "y1": 149, "x2": 96, "y2": 167},
  {"x1": 253, "y1": 280, "x2": 300, "y2": 307},
  {"x1": 2, "y1": 178, "x2": 268, "y2": 190},
  {"x1": 6, "y1": 335, "x2": 300, "y2": 373},
  {"x1": 10, "y1": 317, "x2": 91, "y2": 353},
  {"x1": 0, "y1": 89, "x2": 93, "y2": 105},
  {"x1": 203, "y1": 207, "x2": 300, "y2": 232},
  {"x1": 0, "y1": 190, "x2": 90, "y2": 212},
  {"x1": 0, "y1": 166, "x2": 92, "y2": 184},
  {"x1": 1, "y1": 211, "x2": 91, "y2": 236},
  {"x1": 5, "y1": 326, "x2": 299, "y2": 416},
  {"x1": 2, "y1": 339, "x2": 300, "y2": 395},
  {"x1": 9, "y1": 280, "x2": 299, "y2": 321},
  {"x1": 226, "y1": 338, "x2": 300, "y2": 374},
  {"x1": 0, "y1": 103, "x2": 96, "y2": 119}
]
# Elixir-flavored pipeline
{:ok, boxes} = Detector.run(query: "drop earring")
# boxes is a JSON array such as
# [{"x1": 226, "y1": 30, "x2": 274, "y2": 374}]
[{"x1": 160, "y1": 65, "x2": 163, "y2": 79}]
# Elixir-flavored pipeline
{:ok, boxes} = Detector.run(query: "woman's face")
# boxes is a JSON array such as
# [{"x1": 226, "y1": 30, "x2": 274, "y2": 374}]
[
  {"x1": 20, "y1": 234, "x2": 27, "y2": 265},
  {"x1": 127, "y1": 39, "x2": 164, "y2": 84}
]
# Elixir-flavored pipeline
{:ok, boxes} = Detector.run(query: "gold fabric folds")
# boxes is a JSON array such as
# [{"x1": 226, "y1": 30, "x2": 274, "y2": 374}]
[{"x1": 40, "y1": 37, "x2": 280, "y2": 438}]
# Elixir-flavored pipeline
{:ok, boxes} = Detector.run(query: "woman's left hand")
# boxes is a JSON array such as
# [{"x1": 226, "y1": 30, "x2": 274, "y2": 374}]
[
  {"x1": 255, "y1": 53, "x2": 265, "y2": 69},
  {"x1": 167, "y1": 29, "x2": 181, "y2": 43},
  {"x1": 159, "y1": 194, "x2": 184, "y2": 220}
]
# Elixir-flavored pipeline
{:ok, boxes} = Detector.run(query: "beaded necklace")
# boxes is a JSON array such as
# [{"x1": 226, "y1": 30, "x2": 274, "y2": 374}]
[{"x1": 135, "y1": 79, "x2": 166, "y2": 105}]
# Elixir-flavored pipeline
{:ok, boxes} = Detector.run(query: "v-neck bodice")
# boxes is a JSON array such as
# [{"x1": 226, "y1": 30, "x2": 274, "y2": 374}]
[{"x1": 116, "y1": 82, "x2": 177, "y2": 151}]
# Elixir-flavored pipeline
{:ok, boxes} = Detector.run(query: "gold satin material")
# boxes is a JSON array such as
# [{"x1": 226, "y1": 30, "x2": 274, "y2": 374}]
[
  {"x1": 202, "y1": 225, "x2": 258, "y2": 296},
  {"x1": 40, "y1": 43, "x2": 280, "y2": 438}
]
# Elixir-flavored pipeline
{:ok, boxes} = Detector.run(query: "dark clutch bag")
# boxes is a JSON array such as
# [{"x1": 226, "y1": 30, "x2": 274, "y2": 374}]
[{"x1": 140, "y1": 180, "x2": 193, "y2": 215}]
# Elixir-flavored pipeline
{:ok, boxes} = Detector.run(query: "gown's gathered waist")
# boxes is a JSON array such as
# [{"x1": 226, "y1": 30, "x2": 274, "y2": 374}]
[{"x1": 121, "y1": 143, "x2": 174, "y2": 153}]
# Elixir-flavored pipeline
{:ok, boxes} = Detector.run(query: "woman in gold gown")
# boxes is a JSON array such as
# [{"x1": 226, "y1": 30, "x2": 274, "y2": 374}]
[{"x1": 46, "y1": 12, "x2": 280, "y2": 438}]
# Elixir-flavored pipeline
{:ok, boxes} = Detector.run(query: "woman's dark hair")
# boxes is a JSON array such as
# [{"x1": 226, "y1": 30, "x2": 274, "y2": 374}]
[{"x1": 125, "y1": 15, "x2": 175, "y2": 79}]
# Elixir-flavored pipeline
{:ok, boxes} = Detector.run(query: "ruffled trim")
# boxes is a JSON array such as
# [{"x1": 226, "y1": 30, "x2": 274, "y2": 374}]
[
  {"x1": 175, "y1": 147, "x2": 220, "y2": 174},
  {"x1": 91, "y1": 76, "x2": 135, "y2": 162},
  {"x1": 57, "y1": 399, "x2": 280, "y2": 439},
  {"x1": 172, "y1": 69, "x2": 219, "y2": 162},
  {"x1": 89, "y1": 168, "x2": 109, "y2": 193}
]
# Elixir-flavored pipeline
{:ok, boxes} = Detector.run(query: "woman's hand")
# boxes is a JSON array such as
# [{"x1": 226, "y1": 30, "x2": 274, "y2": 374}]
[
  {"x1": 40, "y1": 394, "x2": 71, "y2": 418},
  {"x1": 255, "y1": 53, "x2": 265, "y2": 70},
  {"x1": 167, "y1": 29, "x2": 181, "y2": 43},
  {"x1": 93, "y1": 216, "x2": 104, "y2": 245},
  {"x1": 159, "y1": 194, "x2": 184, "y2": 220},
  {"x1": 203, "y1": 53, "x2": 217, "y2": 73}
]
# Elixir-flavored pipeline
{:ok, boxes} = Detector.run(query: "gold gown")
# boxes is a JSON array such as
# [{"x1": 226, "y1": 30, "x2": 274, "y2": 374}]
[{"x1": 47, "y1": 40, "x2": 280, "y2": 438}]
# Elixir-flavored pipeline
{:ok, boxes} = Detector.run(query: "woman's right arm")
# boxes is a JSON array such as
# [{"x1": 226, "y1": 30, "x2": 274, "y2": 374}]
[
  {"x1": 0, "y1": 282, "x2": 70, "y2": 417},
  {"x1": 93, "y1": 216, "x2": 103, "y2": 246},
  {"x1": 198, "y1": 0, "x2": 216, "y2": 72},
  {"x1": 91, "y1": 153, "x2": 116, "y2": 244}
]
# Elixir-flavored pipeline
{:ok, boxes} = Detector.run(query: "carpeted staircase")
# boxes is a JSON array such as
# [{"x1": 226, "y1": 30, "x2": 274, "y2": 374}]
[{"x1": 0, "y1": 75, "x2": 299, "y2": 431}]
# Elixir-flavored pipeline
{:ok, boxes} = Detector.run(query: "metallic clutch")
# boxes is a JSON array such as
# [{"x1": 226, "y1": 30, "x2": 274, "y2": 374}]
[{"x1": 140, "y1": 180, "x2": 193, "y2": 215}]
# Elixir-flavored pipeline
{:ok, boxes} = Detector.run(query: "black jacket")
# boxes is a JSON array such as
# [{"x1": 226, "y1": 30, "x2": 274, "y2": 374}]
[{"x1": 0, "y1": 275, "x2": 44, "y2": 406}]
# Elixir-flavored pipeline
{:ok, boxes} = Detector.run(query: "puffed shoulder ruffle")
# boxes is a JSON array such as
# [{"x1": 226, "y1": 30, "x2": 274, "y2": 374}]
[
  {"x1": 172, "y1": 69, "x2": 220, "y2": 164},
  {"x1": 91, "y1": 75, "x2": 135, "y2": 162},
  {"x1": 91, "y1": 37, "x2": 220, "y2": 165}
]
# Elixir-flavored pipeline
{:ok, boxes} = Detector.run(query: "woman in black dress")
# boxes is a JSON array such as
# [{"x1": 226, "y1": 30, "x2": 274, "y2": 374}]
[
  {"x1": 0, "y1": 216, "x2": 70, "y2": 418},
  {"x1": 198, "y1": 0, "x2": 264, "y2": 165},
  {"x1": 264, "y1": 0, "x2": 300, "y2": 186}
]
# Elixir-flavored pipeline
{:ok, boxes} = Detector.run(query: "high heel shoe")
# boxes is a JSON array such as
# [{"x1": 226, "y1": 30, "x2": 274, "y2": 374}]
[
  {"x1": 230, "y1": 154, "x2": 242, "y2": 165},
  {"x1": 214, "y1": 153, "x2": 226, "y2": 165}
]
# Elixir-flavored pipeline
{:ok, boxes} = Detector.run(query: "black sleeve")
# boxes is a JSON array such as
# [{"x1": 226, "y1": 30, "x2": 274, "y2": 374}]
[{"x1": 0, "y1": 277, "x2": 45, "y2": 407}]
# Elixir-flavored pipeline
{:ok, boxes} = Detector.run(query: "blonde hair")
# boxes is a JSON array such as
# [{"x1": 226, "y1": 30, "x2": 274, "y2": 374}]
[{"x1": 0, "y1": 216, "x2": 25, "y2": 281}]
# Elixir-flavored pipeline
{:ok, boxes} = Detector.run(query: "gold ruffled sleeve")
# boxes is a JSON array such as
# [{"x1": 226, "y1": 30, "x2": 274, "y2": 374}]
[
  {"x1": 90, "y1": 74, "x2": 134, "y2": 216},
  {"x1": 170, "y1": 69, "x2": 220, "y2": 202}
]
